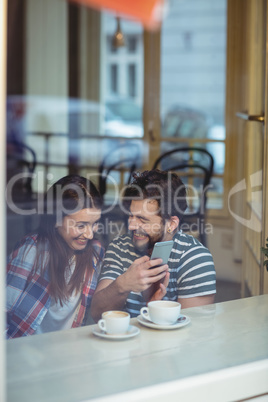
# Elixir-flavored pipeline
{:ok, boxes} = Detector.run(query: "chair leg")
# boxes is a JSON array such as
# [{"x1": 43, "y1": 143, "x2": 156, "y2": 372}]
[
  {"x1": 199, "y1": 217, "x2": 207, "y2": 247},
  {"x1": 199, "y1": 231, "x2": 207, "y2": 248}
]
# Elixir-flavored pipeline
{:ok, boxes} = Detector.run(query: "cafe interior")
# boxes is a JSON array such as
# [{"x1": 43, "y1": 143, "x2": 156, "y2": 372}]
[{"x1": 1, "y1": 0, "x2": 268, "y2": 401}]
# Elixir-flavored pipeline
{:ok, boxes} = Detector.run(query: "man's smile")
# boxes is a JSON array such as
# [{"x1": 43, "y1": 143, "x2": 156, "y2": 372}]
[{"x1": 133, "y1": 231, "x2": 148, "y2": 240}]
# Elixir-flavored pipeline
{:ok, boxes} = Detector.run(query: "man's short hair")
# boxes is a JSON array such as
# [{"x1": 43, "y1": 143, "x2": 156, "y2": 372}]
[{"x1": 123, "y1": 169, "x2": 188, "y2": 222}]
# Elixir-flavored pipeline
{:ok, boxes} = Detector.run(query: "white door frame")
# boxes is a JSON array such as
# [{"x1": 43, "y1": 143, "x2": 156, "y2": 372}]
[{"x1": 0, "y1": 0, "x2": 7, "y2": 400}]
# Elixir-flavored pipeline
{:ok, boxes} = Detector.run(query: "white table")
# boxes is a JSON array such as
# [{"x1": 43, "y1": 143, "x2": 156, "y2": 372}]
[{"x1": 6, "y1": 295, "x2": 268, "y2": 402}]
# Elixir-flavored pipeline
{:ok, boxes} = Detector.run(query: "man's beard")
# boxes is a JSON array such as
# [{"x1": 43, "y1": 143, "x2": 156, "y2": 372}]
[{"x1": 132, "y1": 229, "x2": 165, "y2": 256}]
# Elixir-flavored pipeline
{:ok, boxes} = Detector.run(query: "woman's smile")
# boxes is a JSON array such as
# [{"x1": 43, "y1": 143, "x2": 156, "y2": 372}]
[{"x1": 57, "y1": 208, "x2": 101, "y2": 251}]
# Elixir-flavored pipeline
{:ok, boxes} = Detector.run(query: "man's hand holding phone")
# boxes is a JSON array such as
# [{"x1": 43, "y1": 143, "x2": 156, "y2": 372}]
[
  {"x1": 142, "y1": 240, "x2": 173, "y2": 301},
  {"x1": 150, "y1": 240, "x2": 174, "y2": 264},
  {"x1": 118, "y1": 254, "x2": 168, "y2": 295}
]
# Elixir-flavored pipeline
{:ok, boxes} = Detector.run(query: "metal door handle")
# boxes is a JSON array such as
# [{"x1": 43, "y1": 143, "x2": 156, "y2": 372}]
[
  {"x1": 236, "y1": 112, "x2": 265, "y2": 123},
  {"x1": 149, "y1": 128, "x2": 156, "y2": 142}
]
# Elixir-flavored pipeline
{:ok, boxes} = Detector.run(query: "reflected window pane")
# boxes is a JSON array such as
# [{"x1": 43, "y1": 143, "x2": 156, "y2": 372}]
[
  {"x1": 103, "y1": 13, "x2": 143, "y2": 138},
  {"x1": 128, "y1": 64, "x2": 136, "y2": 97},
  {"x1": 160, "y1": 0, "x2": 227, "y2": 209},
  {"x1": 127, "y1": 36, "x2": 137, "y2": 52},
  {"x1": 110, "y1": 64, "x2": 118, "y2": 93}
]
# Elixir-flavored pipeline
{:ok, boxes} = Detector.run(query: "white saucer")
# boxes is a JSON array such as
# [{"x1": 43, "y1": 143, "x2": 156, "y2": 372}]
[
  {"x1": 93, "y1": 325, "x2": 140, "y2": 340},
  {"x1": 137, "y1": 314, "x2": 190, "y2": 330}
]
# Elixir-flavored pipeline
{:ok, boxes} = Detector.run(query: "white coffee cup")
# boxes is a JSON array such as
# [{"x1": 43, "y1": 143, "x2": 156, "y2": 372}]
[
  {"x1": 98, "y1": 310, "x2": 130, "y2": 334},
  {"x1": 140, "y1": 300, "x2": 181, "y2": 325}
]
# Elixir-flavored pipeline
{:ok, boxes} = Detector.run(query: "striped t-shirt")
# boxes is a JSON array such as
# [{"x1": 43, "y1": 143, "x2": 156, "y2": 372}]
[{"x1": 99, "y1": 231, "x2": 216, "y2": 317}]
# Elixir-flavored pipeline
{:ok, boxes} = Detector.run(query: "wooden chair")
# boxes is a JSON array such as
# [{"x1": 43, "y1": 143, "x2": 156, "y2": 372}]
[
  {"x1": 152, "y1": 146, "x2": 214, "y2": 247},
  {"x1": 6, "y1": 141, "x2": 37, "y2": 253},
  {"x1": 6, "y1": 140, "x2": 37, "y2": 202}
]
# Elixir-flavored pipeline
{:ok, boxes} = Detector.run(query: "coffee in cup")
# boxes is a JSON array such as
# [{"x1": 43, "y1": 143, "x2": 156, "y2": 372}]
[
  {"x1": 140, "y1": 300, "x2": 181, "y2": 325},
  {"x1": 98, "y1": 310, "x2": 130, "y2": 334}
]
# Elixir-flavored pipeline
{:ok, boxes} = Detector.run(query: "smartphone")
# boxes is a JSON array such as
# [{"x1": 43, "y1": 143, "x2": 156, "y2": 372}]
[{"x1": 150, "y1": 240, "x2": 174, "y2": 264}]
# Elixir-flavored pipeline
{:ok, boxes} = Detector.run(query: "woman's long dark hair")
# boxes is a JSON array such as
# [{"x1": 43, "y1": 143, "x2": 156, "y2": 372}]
[{"x1": 35, "y1": 175, "x2": 103, "y2": 303}]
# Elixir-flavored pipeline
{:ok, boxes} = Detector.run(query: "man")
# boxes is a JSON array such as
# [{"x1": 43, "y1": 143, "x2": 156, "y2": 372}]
[{"x1": 91, "y1": 170, "x2": 216, "y2": 320}]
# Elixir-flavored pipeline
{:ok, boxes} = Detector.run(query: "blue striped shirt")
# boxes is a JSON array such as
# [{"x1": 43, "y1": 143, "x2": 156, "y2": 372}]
[{"x1": 99, "y1": 231, "x2": 216, "y2": 317}]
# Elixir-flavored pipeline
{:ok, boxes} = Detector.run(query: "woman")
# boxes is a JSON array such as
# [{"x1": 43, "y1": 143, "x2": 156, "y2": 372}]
[{"x1": 6, "y1": 175, "x2": 104, "y2": 338}]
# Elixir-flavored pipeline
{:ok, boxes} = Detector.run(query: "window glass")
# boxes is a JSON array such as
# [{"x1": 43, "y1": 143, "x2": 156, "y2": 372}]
[
  {"x1": 160, "y1": 0, "x2": 227, "y2": 209},
  {"x1": 6, "y1": 3, "x2": 146, "y2": 254},
  {"x1": 128, "y1": 64, "x2": 136, "y2": 97},
  {"x1": 110, "y1": 64, "x2": 118, "y2": 93},
  {"x1": 103, "y1": 13, "x2": 144, "y2": 137},
  {"x1": 127, "y1": 36, "x2": 137, "y2": 52}
]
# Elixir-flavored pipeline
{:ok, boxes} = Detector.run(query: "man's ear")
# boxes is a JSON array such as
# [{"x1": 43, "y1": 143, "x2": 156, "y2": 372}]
[{"x1": 167, "y1": 216, "x2": 179, "y2": 233}]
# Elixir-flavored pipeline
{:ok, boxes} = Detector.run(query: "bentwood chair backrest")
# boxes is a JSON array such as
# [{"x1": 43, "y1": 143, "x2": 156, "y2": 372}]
[
  {"x1": 152, "y1": 146, "x2": 214, "y2": 247},
  {"x1": 98, "y1": 143, "x2": 140, "y2": 199},
  {"x1": 7, "y1": 140, "x2": 37, "y2": 200}
]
